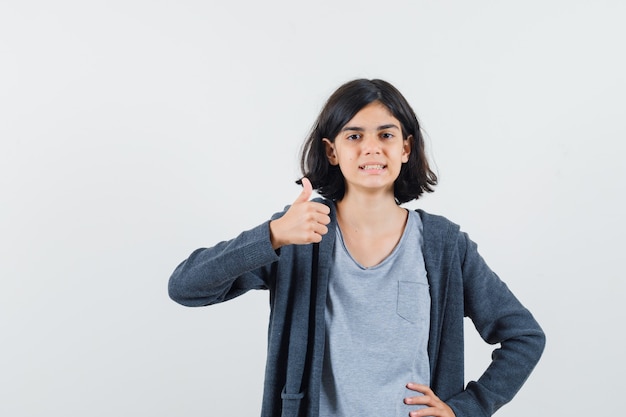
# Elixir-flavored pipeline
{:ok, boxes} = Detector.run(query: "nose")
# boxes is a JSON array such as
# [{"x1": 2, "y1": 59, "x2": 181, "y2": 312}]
[{"x1": 361, "y1": 134, "x2": 381, "y2": 154}]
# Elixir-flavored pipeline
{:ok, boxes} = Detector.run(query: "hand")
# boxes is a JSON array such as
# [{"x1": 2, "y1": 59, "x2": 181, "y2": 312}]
[
  {"x1": 269, "y1": 178, "x2": 331, "y2": 249},
  {"x1": 404, "y1": 383, "x2": 456, "y2": 417}
]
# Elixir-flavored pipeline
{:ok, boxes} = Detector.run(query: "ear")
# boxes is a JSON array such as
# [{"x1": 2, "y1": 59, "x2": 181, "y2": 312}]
[
  {"x1": 322, "y1": 138, "x2": 339, "y2": 166},
  {"x1": 402, "y1": 135, "x2": 412, "y2": 163}
]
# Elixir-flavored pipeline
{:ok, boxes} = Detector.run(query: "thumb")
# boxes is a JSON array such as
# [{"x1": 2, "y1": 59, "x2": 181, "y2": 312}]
[{"x1": 294, "y1": 177, "x2": 313, "y2": 203}]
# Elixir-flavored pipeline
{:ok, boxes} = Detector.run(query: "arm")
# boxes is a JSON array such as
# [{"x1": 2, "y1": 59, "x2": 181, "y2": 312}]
[
  {"x1": 168, "y1": 178, "x2": 331, "y2": 307},
  {"x1": 168, "y1": 220, "x2": 279, "y2": 307},
  {"x1": 447, "y1": 232, "x2": 546, "y2": 416}
]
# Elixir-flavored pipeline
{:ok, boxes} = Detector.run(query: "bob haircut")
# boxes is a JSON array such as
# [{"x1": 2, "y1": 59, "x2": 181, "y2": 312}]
[{"x1": 299, "y1": 78, "x2": 438, "y2": 204}]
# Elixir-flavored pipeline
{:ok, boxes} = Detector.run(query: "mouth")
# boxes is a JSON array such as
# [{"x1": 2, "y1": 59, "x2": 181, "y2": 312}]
[{"x1": 359, "y1": 164, "x2": 386, "y2": 170}]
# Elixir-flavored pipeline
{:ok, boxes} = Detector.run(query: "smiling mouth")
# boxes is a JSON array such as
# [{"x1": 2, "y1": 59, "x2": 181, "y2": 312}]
[{"x1": 359, "y1": 164, "x2": 386, "y2": 170}]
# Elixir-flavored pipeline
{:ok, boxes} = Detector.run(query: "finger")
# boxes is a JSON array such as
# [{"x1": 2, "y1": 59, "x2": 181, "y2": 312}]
[
  {"x1": 405, "y1": 384, "x2": 453, "y2": 417},
  {"x1": 309, "y1": 202, "x2": 331, "y2": 216},
  {"x1": 406, "y1": 383, "x2": 432, "y2": 395},
  {"x1": 404, "y1": 395, "x2": 431, "y2": 406},
  {"x1": 404, "y1": 384, "x2": 436, "y2": 406},
  {"x1": 300, "y1": 224, "x2": 326, "y2": 243},
  {"x1": 409, "y1": 407, "x2": 439, "y2": 417},
  {"x1": 312, "y1": 223, "x2": 329, "y2": 237},
  {"x1": 312, "y1": 212, "x2": 331, "y2": 226},
  {"x1": 300, "y1": 205, "x2": 330, "y2": 222},
  {"x1": 409, "y1": 405, "x2": 452, "y2": 417},
  {"x1": 302, "y1": 215, "x2": 329, "y2": 237},
  {"x1": 293, "y1": 177, "x2": 313, "y2": 204}
]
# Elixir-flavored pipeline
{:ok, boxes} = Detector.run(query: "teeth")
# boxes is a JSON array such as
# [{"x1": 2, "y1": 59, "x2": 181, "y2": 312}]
[{"x1": 361, "y1": 165, "x2": 384, "y2": 170}]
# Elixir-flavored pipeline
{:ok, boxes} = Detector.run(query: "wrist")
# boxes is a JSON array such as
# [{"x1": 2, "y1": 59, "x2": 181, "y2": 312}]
[{"x1": 269, "y1": 220, "x2": 283, "y2": 250}]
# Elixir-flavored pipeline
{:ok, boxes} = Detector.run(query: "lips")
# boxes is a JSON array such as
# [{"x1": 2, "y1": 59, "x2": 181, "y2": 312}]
[{"x1": 359, "y1": 164, "x2": 386, "y2": 170}]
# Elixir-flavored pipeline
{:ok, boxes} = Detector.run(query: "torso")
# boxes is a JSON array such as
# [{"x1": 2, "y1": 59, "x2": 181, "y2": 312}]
[{"x1": 320, "y1": 209, "x2": 431, "y2": 416}]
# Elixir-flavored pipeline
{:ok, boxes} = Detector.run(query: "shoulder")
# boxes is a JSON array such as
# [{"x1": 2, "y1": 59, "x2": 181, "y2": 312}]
[
  {"x1": 414, "y1": 209, "x2": 474, "y2": 256},
  {"x1": 415, "y1": 209, "x2": 461, "y2": 237}
]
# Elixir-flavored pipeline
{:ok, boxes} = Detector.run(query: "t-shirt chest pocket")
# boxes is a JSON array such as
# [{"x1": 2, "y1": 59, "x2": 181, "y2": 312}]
[{"x1": 396, "y1": 281, "x2": 430, "y2": 324}]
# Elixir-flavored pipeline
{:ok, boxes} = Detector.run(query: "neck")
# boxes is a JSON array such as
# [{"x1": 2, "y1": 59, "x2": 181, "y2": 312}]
[{"x1": 335, "y1": 189, "x2": 405, "y2": 234}]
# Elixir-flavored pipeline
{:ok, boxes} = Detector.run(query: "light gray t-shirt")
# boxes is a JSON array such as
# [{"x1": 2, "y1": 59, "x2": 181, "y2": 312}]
[{"x1": 319, "y1": 209, "x2": 431, "y2": 416}]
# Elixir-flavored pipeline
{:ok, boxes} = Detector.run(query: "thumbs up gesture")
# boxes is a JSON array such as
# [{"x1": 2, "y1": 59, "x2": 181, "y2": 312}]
[{"x1": 269, "y1": 178, "x2": 331, "y2": 249}]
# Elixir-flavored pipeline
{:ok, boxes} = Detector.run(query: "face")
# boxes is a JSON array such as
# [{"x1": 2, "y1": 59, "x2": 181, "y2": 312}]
[{"x1": 323, "y1": 101, "x2": 411, "y2": 198}]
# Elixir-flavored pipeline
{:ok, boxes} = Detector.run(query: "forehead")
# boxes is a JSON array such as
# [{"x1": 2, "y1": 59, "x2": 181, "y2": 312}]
[{"x1": 344, "y1": 101, "x2": 399, "y2": 128}]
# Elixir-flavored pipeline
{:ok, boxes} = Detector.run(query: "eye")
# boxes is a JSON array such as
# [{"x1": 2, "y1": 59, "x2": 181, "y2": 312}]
[
  {"x1": 347, "y1": 133, "x2": 361, "y2": 141},
  {"x1": 380, "y1": 132, "x2": 394, "y2": 139}
]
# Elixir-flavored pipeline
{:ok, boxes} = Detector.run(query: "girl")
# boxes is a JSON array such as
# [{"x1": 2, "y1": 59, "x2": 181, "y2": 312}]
[{"x1": 168, "y1": 79, "x2": 545, "y2": 417}]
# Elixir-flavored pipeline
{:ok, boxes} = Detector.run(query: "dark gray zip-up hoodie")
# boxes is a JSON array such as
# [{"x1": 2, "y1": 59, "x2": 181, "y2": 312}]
[{"x1": 168, "y1": 200, "x2": 545, "y2": 417}]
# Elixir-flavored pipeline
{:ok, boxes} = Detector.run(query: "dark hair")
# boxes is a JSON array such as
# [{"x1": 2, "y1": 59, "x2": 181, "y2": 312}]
[{"x1": 299, "y1": 78, "x2": 437, "y2": 204}]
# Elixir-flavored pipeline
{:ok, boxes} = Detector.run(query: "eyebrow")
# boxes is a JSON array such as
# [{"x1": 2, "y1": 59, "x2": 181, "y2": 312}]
[{"x1": 341, "y1": 123, "x2": 400, "y2": 132}]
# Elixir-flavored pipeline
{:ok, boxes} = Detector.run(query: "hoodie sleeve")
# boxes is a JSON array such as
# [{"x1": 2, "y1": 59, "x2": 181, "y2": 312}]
[
  {"x1": 446, "y1": 232, "x2": 546, "y2": 417},
  {"x1": 167, "y1": 219, "x2": 281, "y2": 307}
]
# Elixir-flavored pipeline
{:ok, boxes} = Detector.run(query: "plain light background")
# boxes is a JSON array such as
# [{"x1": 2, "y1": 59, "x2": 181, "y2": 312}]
[{"x1": 1, "y1": 1, "x2": 624, "y2": 416}]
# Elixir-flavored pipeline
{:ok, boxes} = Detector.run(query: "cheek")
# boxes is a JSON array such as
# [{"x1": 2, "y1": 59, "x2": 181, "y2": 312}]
[{"x1": 337, "y1": 151, "x2": 355, "y2": 163}]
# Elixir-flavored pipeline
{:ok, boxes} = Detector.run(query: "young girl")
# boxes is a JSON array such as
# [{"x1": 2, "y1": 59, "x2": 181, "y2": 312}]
[{"x1": 168, "y1": 79, "x2": 545, "y2": 417}]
